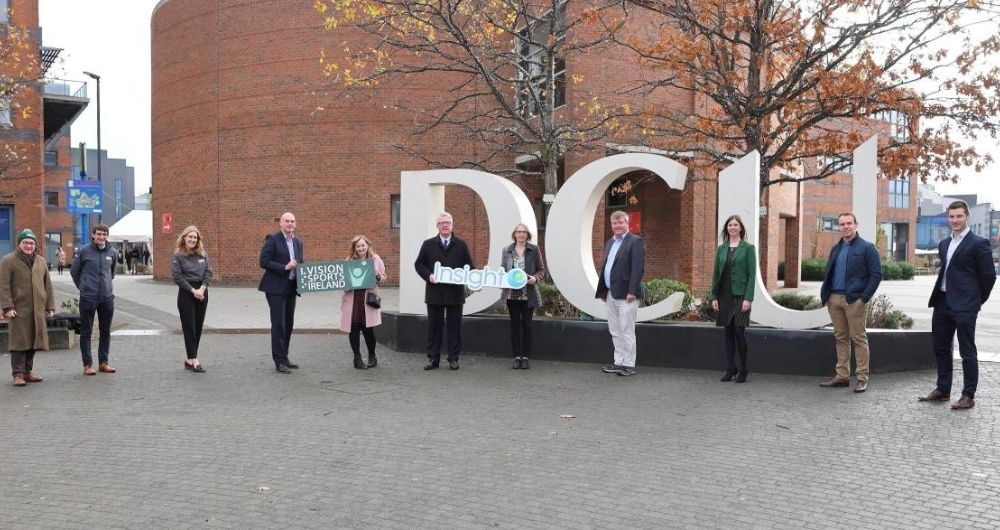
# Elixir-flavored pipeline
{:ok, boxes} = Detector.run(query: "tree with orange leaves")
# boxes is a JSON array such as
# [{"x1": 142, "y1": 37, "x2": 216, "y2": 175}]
[
  {"x1": 608, "y1": 0, "x2": 1000, "y2": 189},
  {"x1": 314, "y1": 0, "x2": 626, "y2": 199},
  {"x1": 0, "y1": 20, "x2": 41, "y2": 181}
]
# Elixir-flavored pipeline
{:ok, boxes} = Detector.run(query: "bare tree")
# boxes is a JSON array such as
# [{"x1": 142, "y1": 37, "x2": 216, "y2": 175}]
[{"x1": 316, "y1": 0, "x2": 627, "y2": 198}]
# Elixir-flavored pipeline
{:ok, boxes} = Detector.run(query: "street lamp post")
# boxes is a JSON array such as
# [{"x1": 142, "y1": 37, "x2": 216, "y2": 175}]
[{"x1": 83, "y1": 71, "x2": 102, "y2": 224}]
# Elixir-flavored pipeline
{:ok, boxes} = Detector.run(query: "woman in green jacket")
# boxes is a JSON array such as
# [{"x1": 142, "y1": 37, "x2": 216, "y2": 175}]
[{"x1": 710, "y1": 215, "x2": 756, "y2": 383}]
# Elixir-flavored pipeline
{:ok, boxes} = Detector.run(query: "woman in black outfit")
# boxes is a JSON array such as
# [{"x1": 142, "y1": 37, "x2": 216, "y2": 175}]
[
  {"x1": 709, "y1": 215, "x2": 756, "y2": 383},
  {"x1": 501, "y1": 223, "x2": 546, "y2": 369},
  {"x1": 171, "y1": 226, "x2": 213, "y2": 373}
]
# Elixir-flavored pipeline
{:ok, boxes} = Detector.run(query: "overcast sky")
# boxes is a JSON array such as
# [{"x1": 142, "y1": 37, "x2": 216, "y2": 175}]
[{"x1": 37, "y1": 0, "x2": 999, "y2": 205}]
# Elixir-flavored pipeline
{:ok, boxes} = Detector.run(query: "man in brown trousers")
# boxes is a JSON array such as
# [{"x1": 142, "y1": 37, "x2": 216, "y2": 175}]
[{"x1": 0, "y1": 229, "x2": 56, "y2": 386}]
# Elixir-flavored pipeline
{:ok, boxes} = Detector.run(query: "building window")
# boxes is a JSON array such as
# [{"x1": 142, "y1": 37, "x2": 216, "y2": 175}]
[
  {"x1": 818, "y1": 217, "x2": 837, "y2": 231},
  {"x1": 0, "y1": 97, "x2": 11, "y2": 127},
  {"x1": 888, "y1": 178, "x2": 910, "y2": 209},
  {"x1": 44, "y1": 151, "x2": 58, "y2": 166},
  {"x1": 44, "y1": 191, "x2": 59, "y2": 207},
  {"x1": 605, "y1": 177, "x2": 630, "y2": 208},
  {"x1": 516, "y1": 1, "x2": 566, "y2": 117},
  {"x1": 115, "y1": 178, "x2": 123, "y2": 219},
  {"x1": 0, "y1": 0, "x2": 9, "y2": 24},
  {"x1": 390, "y1": 194, "x2": 400, "y2": 228},
  {"x1": 817, "y1": 155, "x2": 853, "y2": 175},
  {"x1": 875, "y1": 110, "x2": 910, "y2": 142}
]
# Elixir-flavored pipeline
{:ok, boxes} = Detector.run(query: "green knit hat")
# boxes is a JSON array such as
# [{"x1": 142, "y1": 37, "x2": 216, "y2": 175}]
[{"x1": 17, "y1": 229, "x2": 37, "y2": 243}]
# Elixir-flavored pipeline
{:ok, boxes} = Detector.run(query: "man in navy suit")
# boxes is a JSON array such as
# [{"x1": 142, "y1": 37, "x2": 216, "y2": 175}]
[
  {"x1": 414, "y1": 212, "x2": 475, "y2": 370},
  {"x1": 259, "y1": 212, "x2": 304, "y2": 374},
  {"x1": 920, "y1": 200, "x2": 996, "y2": 409},
  {"x1": 595, "y1": 210, "x2": 645, "y2": 376}
]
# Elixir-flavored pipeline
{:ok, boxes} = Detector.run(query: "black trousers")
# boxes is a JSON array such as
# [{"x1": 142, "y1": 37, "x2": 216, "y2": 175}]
[
  {"x1": 177, "y1": 287, "x2": 208, "y2": 360},
  {"x1": 266, "y1": 281, "x2": 297, "y2": 366},
  {"x1": 932, "y1": 305, "x2": 979, "y2": 398},
  {"x1": 79, "y1": 296, "x2": 114, "y2": 367},
  {"x1": 506, "y1": 300, "x2": 534, "y2": 358},
  {"x1": 724, "y1": 322, "x2": 748, "y2": 371},
  {"x1": 349, "y1": 323, "x2": 376, "y2": 355},
  {"x1": 427, "y1": 304, "x2": 462, "y2": 362}
]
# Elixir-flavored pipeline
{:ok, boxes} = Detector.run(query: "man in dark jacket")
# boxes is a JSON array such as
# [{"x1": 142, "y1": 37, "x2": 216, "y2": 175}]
[
  {"x1": 919, "y1": 200, "x2": 997, "y2": 410},
  {"x1": 70, "y1": 224, "x2": 118, "y2": 376},
  {"x1": 819, "y1": 212, "x2": 882, "y2": 393},
  {"x1": 259, "y1": 212, "x2": 303, "y2": 374},
  {"x1": 595, "y1": 211, "x2": 645, "y2": 377},
  {"x1": 413, "y1": 212, "x2": 475, "y2": 370}
]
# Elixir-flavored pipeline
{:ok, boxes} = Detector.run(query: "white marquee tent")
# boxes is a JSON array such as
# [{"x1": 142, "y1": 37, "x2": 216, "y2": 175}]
[{"x1": 107, "y1": 210, "x2": 153, "y2": 243}]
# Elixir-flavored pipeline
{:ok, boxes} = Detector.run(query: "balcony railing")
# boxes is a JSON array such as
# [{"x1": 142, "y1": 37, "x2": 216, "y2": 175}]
[{"x1": 43, "y1": 78, "x2": 87, "y2": 99}]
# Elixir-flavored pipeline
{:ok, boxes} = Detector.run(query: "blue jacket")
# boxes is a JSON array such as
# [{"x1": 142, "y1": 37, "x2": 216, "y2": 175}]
[
  {"x1": 595, "y1": 232, "x2": 645, "y2": 300},
  {"x1": 70, "y1": 242, "x2": 117, "y2": 301},
  {"x1": 820, "y1": 235, "x2": 882, "y2": 305},
  {"x1": 258, "y1": 231, "x2": 304, "y2": 295},
  {"x1": 928, "y1": 231, "x2": 996, "y2": 312}
]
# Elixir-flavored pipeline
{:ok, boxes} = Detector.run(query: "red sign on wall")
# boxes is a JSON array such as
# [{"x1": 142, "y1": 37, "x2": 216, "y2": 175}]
[
  {"x1": 161, "y1": 213, "x2": 173, "y2": 233},
  {"x1": 628, "y1": 211, "x2": 641, "y2": 234}
]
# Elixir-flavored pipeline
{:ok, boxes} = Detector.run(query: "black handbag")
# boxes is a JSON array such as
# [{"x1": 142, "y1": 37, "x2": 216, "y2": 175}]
[{"x1": 365, "y1": 292, "x2": 381, "y2": 309}]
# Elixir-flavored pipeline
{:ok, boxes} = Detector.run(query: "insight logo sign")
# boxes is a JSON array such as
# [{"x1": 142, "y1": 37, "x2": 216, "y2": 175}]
[{"x1": 433, "y1": 262, "x2": 528, "y2": 290}]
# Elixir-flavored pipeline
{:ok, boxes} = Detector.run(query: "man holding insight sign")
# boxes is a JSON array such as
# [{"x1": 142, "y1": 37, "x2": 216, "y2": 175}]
[{"x1": 413, "y1": 212, "x2": 475, "y2": 371}]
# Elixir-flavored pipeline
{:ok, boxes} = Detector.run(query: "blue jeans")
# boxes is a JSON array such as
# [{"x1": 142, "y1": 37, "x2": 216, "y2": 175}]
[{"x1": 79, "y1": 296, "x2": 115, "y2": 366}]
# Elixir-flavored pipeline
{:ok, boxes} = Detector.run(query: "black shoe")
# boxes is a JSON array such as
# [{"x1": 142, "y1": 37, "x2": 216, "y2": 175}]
[
  {"x1": 513, "y1": 358, "x2": 522, "y2": 369},
  {"x1": 192, "y1": 364, "x2": 206, "y2": 373},
  {"x1": 521, "y1": 358, "x2": 529, "y2": 369},
  {"x1": 285, "y1": 361, "x2": 300, "y2": 369},
  {"x1": 275, "y1": 364, "x2": 291, "y2": 374},
  {"x1": 720, "y1": 368, "x2": 737, "y2": 382},
  {"x1": 353, "y1": 353, "x2": 368, "y2": 370},
  {"x1": 602, "y1": 364, "x2": 621, "y2": 373},
  {"x1": 367, "y1": 354, "x2": 377, "y2": 368},
  {"x1": 424, "y1": 361, "x2": 440, "y2": 370},
  {"x1": 735, "y1": 370, "x2": 748, "y2": 383},
  {"x1": 616, "y1": 366, "x2": 636, "y2": 376},
  {"x1": 184, "y1": 361, "x2": 194, "y2": 371},
  {"x1": 448, "y1": 360, "x2": 460, "y2": 370}
]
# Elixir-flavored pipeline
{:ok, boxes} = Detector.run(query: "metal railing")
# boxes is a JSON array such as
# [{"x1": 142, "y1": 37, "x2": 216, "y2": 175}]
[{"x1": 43, "y1": 78, "x2": 88, "y2": 98}]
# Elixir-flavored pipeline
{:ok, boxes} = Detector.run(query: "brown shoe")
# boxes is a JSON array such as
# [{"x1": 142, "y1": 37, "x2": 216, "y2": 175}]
[
  {"x1": 98, "y1": 363, "x2": 116, "y2": 373},
  {"x1": 819, "y1": 376, "x2": 850, "y2": 388},
  {"x1": 23, "y1": 373, "x2": 43, "y2": 383},
  {"x1": 918, "y1": 389, "x2": 950, "y2": 402},
  {"x1": 853, "y1": 380, "x2": 868, "y2": 393},
  {"x1": 83, "y1": 365, "x2": 97, "y2": 376},
  {"x1": 12, "y1": 375, "x2": 26, "y2": 387},
  {"x1": 951, "y1": 395, "x2": 975, "y2": 410}
]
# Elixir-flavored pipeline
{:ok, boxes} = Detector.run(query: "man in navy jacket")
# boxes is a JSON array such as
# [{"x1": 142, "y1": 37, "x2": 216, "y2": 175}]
[
  {"x1": 819, "y1": 212, "x2": 882, "y2": 393},
  {"x1": 259, "y1": 212, "x2": 304, "y2": 374},
  {"x1": 413, "y1": 212, "x2": 475, "y2": 370},
  {"x1": 920, "y1": 200, "x2": 996, "y2": 410},
  {"x1": 595, "y1": 211, "x2": 645, "y2": 377}
]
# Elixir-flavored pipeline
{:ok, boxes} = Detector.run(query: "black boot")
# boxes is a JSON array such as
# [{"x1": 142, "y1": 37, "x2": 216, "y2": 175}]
[
  {"x1": 720, "y1": 367, "x2": 738, "y2": 382},
  {"x1": 736, "y1": 351, "x2": 748, "y2": 383},
  {"x1": 353, "y1": 352, "x2": 367, "y2": 370},
  {"x1": 367, "y1": 352, "x2": 377, "y2": 368}
]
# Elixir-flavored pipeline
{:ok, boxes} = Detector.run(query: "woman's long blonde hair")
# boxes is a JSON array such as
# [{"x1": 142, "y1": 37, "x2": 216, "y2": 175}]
[
  {"x1": 348, "y1": 235, "x2": 375, "y2": 259},
  {"x1": 175, "y1": 226, "x2": 206, "y2": 256}
]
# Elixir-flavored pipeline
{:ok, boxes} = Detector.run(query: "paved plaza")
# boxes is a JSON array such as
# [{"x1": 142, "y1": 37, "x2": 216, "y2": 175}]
[{"x1": 1, "y1": 274, "x2": 999, "y2": 529}]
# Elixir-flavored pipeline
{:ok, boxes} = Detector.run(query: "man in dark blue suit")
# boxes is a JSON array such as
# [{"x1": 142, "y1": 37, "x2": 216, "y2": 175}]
[
  {"x1": 595, "y1": 210, "x2": 645, "y2": 377},
  {"x1": 259, "y1": 212, "x2": 304, "y2": 374},
  {"x1": 920, "y1": 200, "x2": 996, "y2": 409},
  {"x1": 413, "y1": 212, "x2": 475, "y2": 370}
]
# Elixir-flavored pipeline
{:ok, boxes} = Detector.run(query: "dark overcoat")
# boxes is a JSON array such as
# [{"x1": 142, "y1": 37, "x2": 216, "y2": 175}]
[{"x1": 0, "y1": 251, "x2": 56, "y2": 351}]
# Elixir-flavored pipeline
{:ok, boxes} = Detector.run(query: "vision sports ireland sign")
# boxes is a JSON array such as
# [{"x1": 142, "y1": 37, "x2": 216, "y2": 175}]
[{"x1": 399, "y1": 138, "x2": 878, "y2": 330}]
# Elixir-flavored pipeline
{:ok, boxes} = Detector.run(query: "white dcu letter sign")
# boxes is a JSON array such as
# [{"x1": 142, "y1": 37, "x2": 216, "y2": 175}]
[
  {"x1": 399, "y1": 169, "x2": 536, "y2": 315},
  {"x1": 545, "y1": 154, "x2": 688, "y2": 321},
  {"x1": 718, "y1": 137, "x2": 878, "y2": 329}
]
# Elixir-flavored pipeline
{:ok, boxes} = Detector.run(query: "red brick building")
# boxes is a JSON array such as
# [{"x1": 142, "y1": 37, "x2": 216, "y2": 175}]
[
  {"x1": 150, "y1": 0, "x2": 916, "y2": 294},
  {"x1": 1, "y1": 0, "x2": 87, "y2": 260}
]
